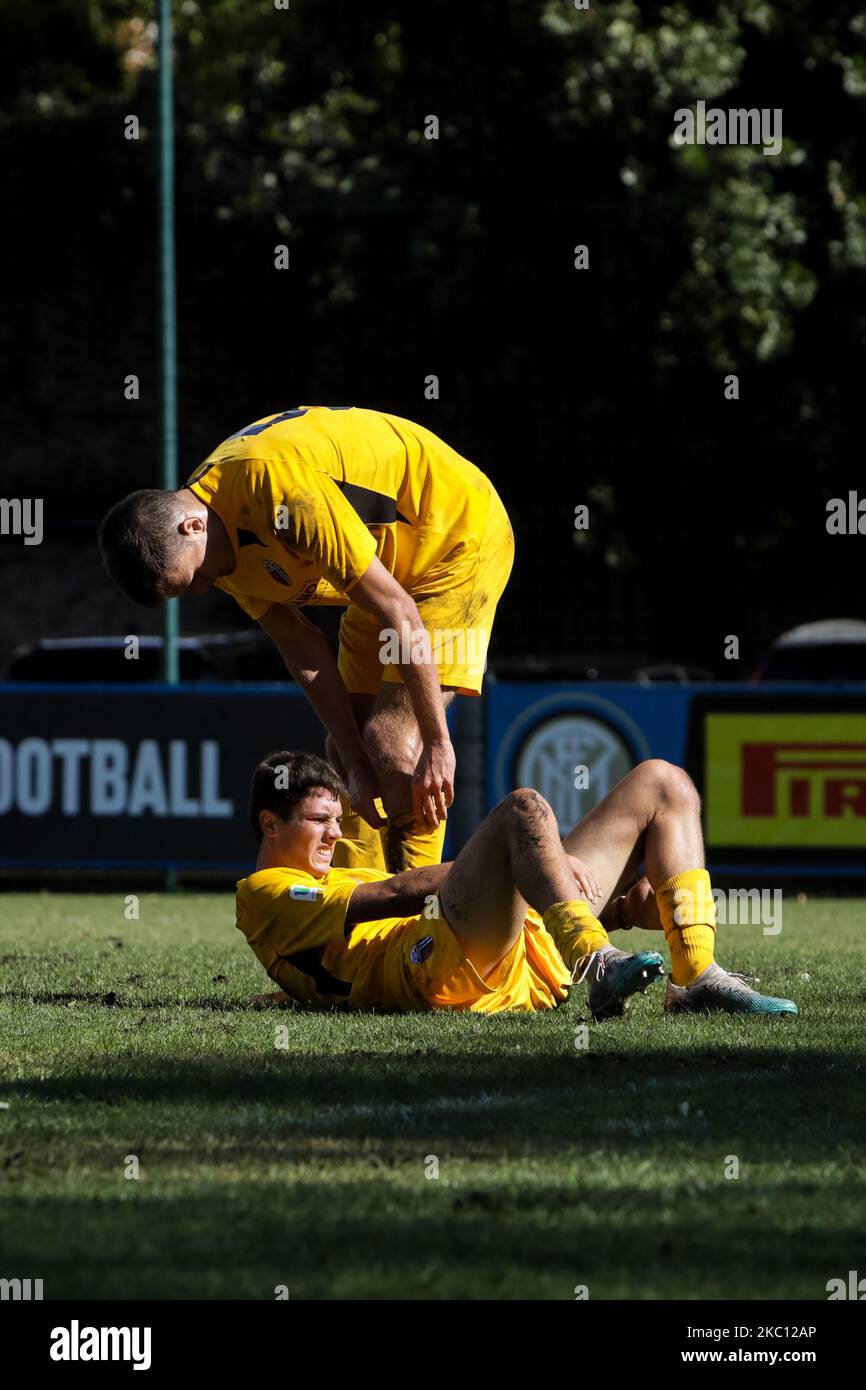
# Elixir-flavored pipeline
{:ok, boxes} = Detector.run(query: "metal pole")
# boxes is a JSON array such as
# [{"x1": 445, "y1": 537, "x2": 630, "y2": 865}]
[
  {"x1": 158, "y1": 0, "x2": 179, "y2": 686},
  {"x1": 158, "y1": 0, "x2": 179, "y2": 891}
]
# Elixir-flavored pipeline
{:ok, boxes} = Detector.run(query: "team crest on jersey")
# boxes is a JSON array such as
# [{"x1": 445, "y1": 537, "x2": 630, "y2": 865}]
[
  {"x1": 410, "y1": 935, "x2": 435, "y2": 965},
  {"x1": 263, "y1": 559, "x2": 292, "y2": 586},
  {"x1": 289, "y1": 884, "x2": 323, "y2": 902}
]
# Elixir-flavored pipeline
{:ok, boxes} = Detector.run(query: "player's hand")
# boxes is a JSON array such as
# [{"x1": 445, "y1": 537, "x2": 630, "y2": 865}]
[
  {"x1": 566, "y1": 854, "x2": 602, "y2": 903},
  {"x1": 346, "y1": 761, "x2": 386, "y2": 829},
  {"x1": 413, "y1": 738, "x2": 456, "y2": 828}
]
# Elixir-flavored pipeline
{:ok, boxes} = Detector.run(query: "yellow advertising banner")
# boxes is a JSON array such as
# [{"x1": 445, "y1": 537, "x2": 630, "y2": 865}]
[{"x1": 705, "y1": 713, "x2": 866, "y2": 847}]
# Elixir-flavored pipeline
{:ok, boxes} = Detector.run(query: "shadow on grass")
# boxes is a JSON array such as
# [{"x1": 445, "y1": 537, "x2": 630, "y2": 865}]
[
  {"x1": 1, "y1": 1045, "x2": 863, "y2": 1149},
  {"x1": 0, "y1": 1177, "x2": 857, "y2": 1300}
]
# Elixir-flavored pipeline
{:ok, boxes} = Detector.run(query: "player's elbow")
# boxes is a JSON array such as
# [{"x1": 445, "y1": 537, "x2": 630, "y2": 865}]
[{"x1": 378, "y1": 589, "x2": 419, "y2": 633}]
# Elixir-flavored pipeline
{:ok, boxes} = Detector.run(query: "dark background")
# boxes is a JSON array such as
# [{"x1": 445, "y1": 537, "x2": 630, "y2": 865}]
[{"x1": 2, "y1": 0, "x2": 864, "y2": 677}]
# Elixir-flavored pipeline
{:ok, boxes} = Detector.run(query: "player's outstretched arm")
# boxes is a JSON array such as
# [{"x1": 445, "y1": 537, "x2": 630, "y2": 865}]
[{"x1": 257, "y1": 602, "x2": 383, "y2": 827}]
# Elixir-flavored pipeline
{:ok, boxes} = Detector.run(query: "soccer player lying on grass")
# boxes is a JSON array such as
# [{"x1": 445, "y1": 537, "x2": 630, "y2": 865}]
[{"x1": 237, "y1": 751, "x2": 798, "y2": 1018}]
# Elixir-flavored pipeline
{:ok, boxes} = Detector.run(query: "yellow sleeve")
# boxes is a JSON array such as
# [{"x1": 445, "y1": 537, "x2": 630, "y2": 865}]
[
  {"x1": 267, "y1": 877, "x2": 358, "y2": 952},
  {"x1": 263, "y1": 465, "x2": 378, "y2": 594}
]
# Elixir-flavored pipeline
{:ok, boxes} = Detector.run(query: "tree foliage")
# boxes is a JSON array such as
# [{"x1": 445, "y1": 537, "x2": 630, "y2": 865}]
[{"x1": 2, "y1": 0, "x2": 864, "y2": 665}]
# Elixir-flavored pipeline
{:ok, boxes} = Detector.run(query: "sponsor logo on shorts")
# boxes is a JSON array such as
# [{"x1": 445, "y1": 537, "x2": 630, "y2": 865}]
[
  {"x1": 410, "y1": 935, "x2": 435, "y2": 965},
  {"x1": 289, "y1": 885, "x2": 322, "y2": 902}
]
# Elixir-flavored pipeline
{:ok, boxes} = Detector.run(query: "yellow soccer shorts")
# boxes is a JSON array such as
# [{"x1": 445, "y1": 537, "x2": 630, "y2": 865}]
[
  {"x1": 376, "y1": 905, "x2": 572, "y2": 1014},
  {"x1": 337, "y1": 487, "x2": 515, "y2": 697}
]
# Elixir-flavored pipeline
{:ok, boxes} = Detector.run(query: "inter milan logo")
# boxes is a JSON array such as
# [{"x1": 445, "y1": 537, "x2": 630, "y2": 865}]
[
  {"x1": 515, "y1": 714, "x2": 633, "y2": 833},
  {"x1": 263, "y1": 559, "x2": 292, "y2": 586}
]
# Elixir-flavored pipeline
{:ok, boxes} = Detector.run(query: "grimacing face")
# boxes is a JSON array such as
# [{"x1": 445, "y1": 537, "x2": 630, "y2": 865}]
[{"x1": 259, "y1": 791, "x2": 343, "y2": 877}]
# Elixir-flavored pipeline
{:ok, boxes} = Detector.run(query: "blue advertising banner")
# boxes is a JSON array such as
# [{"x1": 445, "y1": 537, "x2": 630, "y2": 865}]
[
  {"x1": 3, "y1": 680, "x2": 866, "y2": 878},
  {"x1": 0, "y1": 683, "x2": 325, "y2": 872},
  {"x1": 0, "y1": 682, "x2": 468, "y2": 875},
  {"x1": 486, "y1": 681, "x2": 866, "y2": 878}
]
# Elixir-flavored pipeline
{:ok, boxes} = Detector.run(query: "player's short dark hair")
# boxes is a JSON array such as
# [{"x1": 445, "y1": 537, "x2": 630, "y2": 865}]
[
  {"x1": 249, "y1": 751, "x2": 346, "y2": 843},
  {"x1": 98, "y1": 489, "x2": 184, "y2": 607}
]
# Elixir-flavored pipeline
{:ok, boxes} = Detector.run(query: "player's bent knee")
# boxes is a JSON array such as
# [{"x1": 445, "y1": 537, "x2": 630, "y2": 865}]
[
  {"x1": 639, "y1": 759, "x2": 700, "y2": 812},
  {"x1": 504, "y1": 787, "x2": 555, "y2": 821},
  {"x1": 668, "y1": 765, "x2": 701, "y2": 812},
  {"x1": 362, "y1": 718, "x2": 417, "y2": 778}
]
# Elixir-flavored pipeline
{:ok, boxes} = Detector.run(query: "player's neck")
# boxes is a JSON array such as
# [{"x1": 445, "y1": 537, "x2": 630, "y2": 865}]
[{"x1": 202, "y1": 509, "x2": 236, "y2": 578}]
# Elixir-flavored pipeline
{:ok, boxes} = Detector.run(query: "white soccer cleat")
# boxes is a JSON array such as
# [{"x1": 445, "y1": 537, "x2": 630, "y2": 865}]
[{"x1": 664, "y1": 962, "x2": 798, "y2": 1016}]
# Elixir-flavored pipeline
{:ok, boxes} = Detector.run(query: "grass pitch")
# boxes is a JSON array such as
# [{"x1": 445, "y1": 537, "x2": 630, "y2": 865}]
[{"x1": 0, "y1": 892, "x2": 863, "y2": 1300}]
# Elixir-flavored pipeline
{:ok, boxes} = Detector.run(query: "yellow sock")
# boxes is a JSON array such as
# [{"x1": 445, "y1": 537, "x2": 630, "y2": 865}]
[
  {"x1": 332, "y1": 798, "x2": 387, "y2": 872},
  {"x1": 542, "y1": 900, "x2": 609, "y2": 977},
  {"x1": 382, "y1": 813, "x2": 447, "y2": 872},
  {"x1": 656, "y1": 868, "x2": 716, "y2": 986}
]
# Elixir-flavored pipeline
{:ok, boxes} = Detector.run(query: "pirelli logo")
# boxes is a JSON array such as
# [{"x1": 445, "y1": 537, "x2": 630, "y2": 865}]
[
  {"x1": 742, "y1": 742, "x2": 866, "y2": 818},
  {"x1": 705, "y1": 713, "x2": 866, "y2": 848}
]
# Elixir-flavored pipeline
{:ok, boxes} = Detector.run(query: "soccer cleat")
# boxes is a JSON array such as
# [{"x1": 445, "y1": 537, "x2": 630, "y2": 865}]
[
  {"x1": 664, "y1": 962, "x2": 798, "y2": 1016},
  {"x1": 575, "y1": 944, "x2": 665, "y2": 1021}
]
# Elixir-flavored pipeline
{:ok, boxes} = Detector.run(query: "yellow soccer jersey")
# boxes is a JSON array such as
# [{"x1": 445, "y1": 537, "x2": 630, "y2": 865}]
[
  {"x1": 235, "y1": 863, "x2": 424, "y2": 1009},
  {"x1": 187, "y1": 406, "x2": 501, "y2": 620},
  {"x1": 236, "y1": 864, "x2": 572, "y2": 1014}
]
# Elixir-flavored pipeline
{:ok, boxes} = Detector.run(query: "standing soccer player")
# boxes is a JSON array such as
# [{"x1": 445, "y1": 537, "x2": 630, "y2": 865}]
[{"x1": 98, "y1": 406, "x2": 514, "y2": 872}]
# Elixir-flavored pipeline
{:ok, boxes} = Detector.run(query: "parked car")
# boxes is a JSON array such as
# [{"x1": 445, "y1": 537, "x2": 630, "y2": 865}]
[
  {"x1": 491, "y1": 654, "x2": 714, "y2": 682},
  {"x1": 6, "y1": 632, "x2": 287, "y2": 683},
  {"x1": 751, "y1": 619, "x2": 866, "y2": 682}
]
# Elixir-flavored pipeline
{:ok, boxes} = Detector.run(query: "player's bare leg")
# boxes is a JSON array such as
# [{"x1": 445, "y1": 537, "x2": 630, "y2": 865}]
[
  {"x1": 326, "y1": 695, "x2": 386, "y2": 870},
  {"x1": 325, "y1": 694, "x2": 374, "y2": 781},
  {"x1": 438, "y1": 788, "x2": 595, "y2": 978},
  {"x1": 362, "y1": 683, "x2": 457, "y2": 873},
  {"x1": 564, "y1": 761, "x2": 797, "y2": 1017},
  {"x1": 600, "y1": 875, "x2": 663, "y2": 935},
  {"x1": 557, "y1": 760, "x2": 703, "y2": 1012},
  {"x1": 561, "y1": 761, "x2": 705, "y2": 909}
]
